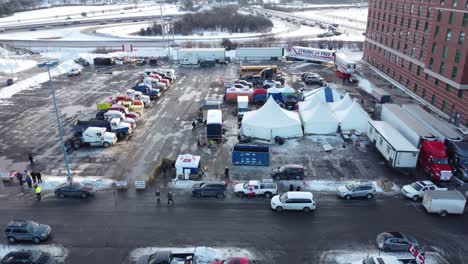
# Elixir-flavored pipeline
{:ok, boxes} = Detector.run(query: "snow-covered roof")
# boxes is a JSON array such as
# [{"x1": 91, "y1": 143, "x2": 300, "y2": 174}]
[
  {"x1": 368, "y1": 120, "x2": 419, "y2": 152},
  {"x1": 175, "y1": 154, "x2": 200, "y2": 169},
  {"x1": 334, "y1": 101, "x2": 369, "y2": 133}
]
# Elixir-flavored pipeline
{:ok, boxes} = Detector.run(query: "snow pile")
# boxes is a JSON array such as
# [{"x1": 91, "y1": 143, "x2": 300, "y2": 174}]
[
  {"x1": 279, "y1": 180, "x2": 385, "y2": 193},
  {"x1": 0, "y1": 60, "x2": 82, "y2": 100},
  {"x1": 129, "y1": 246, "x2": 256, "y2": 263},
  {"x1": 0, "y1": 59, "x2": 37, "y2": 74},
  {"x1": 0, "y1": 244, "x2": 68, "y2": 262},
  {"x1": 357, "y1": 76, "x2": 374, "y2": 94},
  {"x1": 320, "y1": 249, "x2": 449, "y2": 264},
  {"x1": 168, "y1": 180, "x2": 197, "y2": 189},
  {"x1": 37, "y1": 176, "x2": 115, "y2": 191}
]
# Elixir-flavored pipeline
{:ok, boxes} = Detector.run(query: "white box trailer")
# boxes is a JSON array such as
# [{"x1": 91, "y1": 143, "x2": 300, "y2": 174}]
[
  {"x1": 401, "y1": 104, "x2": 463, "y2": 142},
  {"x1": 368, "y1": 120, "x2": 420, "y2": 168},
  {"x1": 236, "y1": 47, "x2": 283, "y2": 61},
  {"x1": 381, "y1": 104, "x2": 437, "y2": 147},
  {"x1": 178, "y1": 48, "x2": 226, "y2": 65},
  {"x1": 285, "y1": 46, "x2": 335, "y2": 63},
  {"x1": 422, "y1": 190, "x2": 466, "y2": 216}
]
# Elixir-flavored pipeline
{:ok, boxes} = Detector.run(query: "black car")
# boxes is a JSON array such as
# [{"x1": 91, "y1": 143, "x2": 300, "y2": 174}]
[
  {"x1": 270, "y1": 165, "x2": 305, "y2": 180},
  {"x1": 1, "y1": 250, "x2": 55, "y2": 264},
  {"x1": 192, "y1": 182, "x2": 226, "y2": 199},
  {"x1": 54, "y1": 182, "x2": 95, "y2": 199}
]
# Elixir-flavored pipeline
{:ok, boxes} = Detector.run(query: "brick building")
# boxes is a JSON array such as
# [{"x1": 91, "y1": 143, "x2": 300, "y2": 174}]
[{"x1": 363, "y1": 0, "x2": 468, "y2": 126}]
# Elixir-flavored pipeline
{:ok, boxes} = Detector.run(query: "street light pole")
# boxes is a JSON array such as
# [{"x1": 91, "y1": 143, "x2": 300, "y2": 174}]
[{"x1": 37, "y1": 61, "x2": 72, "y2": 183}]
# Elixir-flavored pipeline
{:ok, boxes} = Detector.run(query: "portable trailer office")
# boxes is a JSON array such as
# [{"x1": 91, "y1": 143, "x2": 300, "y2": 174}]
[
  {"x1": 368, "y1": 120, "x2": 420, "y2": 168},
  {"x1": 236, "y1": 47, "x2": 283, "y2": 61},
  {"x1": 178, "y1": 48, "x2": 226, "y2": 65}
]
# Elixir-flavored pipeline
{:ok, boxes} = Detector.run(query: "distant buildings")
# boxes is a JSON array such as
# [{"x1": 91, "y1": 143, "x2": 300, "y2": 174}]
[{"x1": 363, "y1": 0, "x2": 468, "y2": 126}]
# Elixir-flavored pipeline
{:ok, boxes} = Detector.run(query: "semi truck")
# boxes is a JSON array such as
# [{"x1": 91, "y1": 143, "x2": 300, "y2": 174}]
[
  {"x1": 73, "y1": 118, "x2": 132, "y2": 139},
  {"x1": 285, "y1": 46, "x2": 335, "y2": 63},
  {"x1": 133, "y1": 83, "x2": 159, "y2": 100},
  {"x1": 367, "y1": 120, "x2": 420, "y2": 168},
  {"x1": 66, "y1": 127, "x2": 117, "y2": 150},
  {"x1": 445, "y1": 140, "x2": 468, "y2": 181}
]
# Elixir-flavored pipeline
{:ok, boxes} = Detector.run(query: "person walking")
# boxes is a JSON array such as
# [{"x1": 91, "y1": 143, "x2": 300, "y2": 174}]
[
  {"x1": 36, "y1": 172, "x2": 42, "y2": 183},
  {"x1": 155, "y1": 190, "x2": 161, "y2": 205},
  {"x1": 34, "y1": 185, "x2": 42, "y2": 201},
  {"x1": 167, "y1": 191, "x2": 174, "y2": 205},
  {"x1": 28, "y1": 153, "x2": 34, "y2": 166},
  {"x1": 289, "y1": 184, "x2": 294, "y2": 191},
  {"x1": 192, "y1": 120, "x2": 197, "y2": 131},
  {"x1": 296, "y1": 186, "x2": 301, "y2": 191},
  {"x1": 16, "y1": 171, "x2": 24, "y2": 186},
  {"x1": 25, "y1": 174, "x2": 32, "y2": 189},
  {"x1": 31, "y1": 171, "x2": 37, "y2": 184}
]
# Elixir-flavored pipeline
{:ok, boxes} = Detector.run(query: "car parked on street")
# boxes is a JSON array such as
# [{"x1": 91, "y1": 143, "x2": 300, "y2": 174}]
[
  {"x1": 270, "y1": 164, "x2": 305, "y2": 180},
  {"x1": 1, "y1": 250, "x2": 56, "y2": 264},
  {"x1": 234, "y1": 180, "x2": 277, "y2": 198},
  {"x1": 213, "y1": 257, "x2": 254, "y2": 264},
  {"x1": 67, "y1": 68, "x2": 81, "y2": 77},
  {"x1": 376, "y1": 232, "x2": 419, "y2": 252},
  {"x1": 336, "y1": 182, "x2": 376, "y2": 200},
  {"x1": 54, "y1": 182, "x2": 95, "y2": 199},
  {"x1": 4, "y1": 220, "x2": 51, "y2": 244},
  {"x1": 271, "y1": 191, "x2": 316, "y2": 212},
  {"x1": 234, "y1": 80, "x2": 253, "y2": 88},
  {"x1": 192, "y1": 182, "x2": 226, "y2": 199}
]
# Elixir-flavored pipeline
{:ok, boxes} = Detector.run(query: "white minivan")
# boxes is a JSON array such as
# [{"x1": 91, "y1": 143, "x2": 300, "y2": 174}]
[{"x1": 270, "y1": 191, "x2": 316, "y2": 212}]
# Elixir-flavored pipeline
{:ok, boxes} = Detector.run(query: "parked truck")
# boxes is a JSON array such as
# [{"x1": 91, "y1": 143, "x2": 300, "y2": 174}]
[
  {"x1": 417, "y1": 140, "x2": 453, "y2": 181},
  {"x1": 73, "y1": 118, "x2": 132, "y2": 139},
  {"x1": 66, "y1": 127, "x2": 117, "y2": 150},
  {"x1": 445, "y1": 140, "x2": 468, "y2": 181},
  {"x1": 422, "y1": 190, "x2": 466, "y2": 216},
  {"x1": 144, "y1": 77, "x2": 167, "y2": 91},
  {"x1": 401, "y1": 181, "x2": 447, "y2": 201},
  {"x1": 206, "y1": 109, "x2": 222, "y2": 142},
  {"x1": 133, "y1": 83, "x2": 159, "y2": 100},
  {"x1": 367, "y1": 120, "x2": 420, "y2": 168},
  {"x1": 234, "y1": 180, "x2": 278, "y2": 198}
]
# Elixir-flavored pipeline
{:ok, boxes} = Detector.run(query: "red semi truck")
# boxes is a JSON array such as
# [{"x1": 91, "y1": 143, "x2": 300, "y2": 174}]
[{"x1": 417, "y1": 141, "x2": 453, "y2": 181}]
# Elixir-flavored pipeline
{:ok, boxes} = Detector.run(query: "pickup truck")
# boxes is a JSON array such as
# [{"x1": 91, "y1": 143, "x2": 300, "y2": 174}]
[
  {"x1": 234, "y1": 180, "x2": 277, "y2": 198},
  {"x1": 135, "y1": 251, "x2": 194, "y2": 264},
  {"x1": 66, "y1": 127, "x2": 117, "y2": 150},
  {"x1": 401, "y1": 181, "x2": 447, "y2": 201},
  {"x1": 73, "y1": 118, "x2": 132, "y2": 139}
]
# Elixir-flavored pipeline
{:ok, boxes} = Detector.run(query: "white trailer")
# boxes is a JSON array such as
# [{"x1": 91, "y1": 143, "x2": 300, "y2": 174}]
[
  {"x1": 178, "y1": 48, "x2": 226, "y2": 65},
  {"x1": 368, "y1": 120, "x2": 419, "y2": 168},
  {"x1": 236, "y1": 47, "x2": 283, "y2": 61},
  {"x1": 381, "y1": 104, "x2": 436, "y2": 147},
  {"x1": 401, "y1": 104, "x2": 463, "y2": 142},
  {"x1": 422, "y1": 190, "x2": 466, "y2": 216},
  {"x1": 285, "y1": 46, "x2": 335, "y2": 63},
  {"x1": 334, "y1": 52, "x2": 361, "y2": 74}
]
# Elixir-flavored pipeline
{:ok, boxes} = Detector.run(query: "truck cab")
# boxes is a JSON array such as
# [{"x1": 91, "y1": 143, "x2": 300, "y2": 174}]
[
  {"x1": 417, "y1": 141, "x2": 453, "y2": 181},
  {"x1": 144, "y1": 77, "x2": 167, "y2": 91},
  {"x1": 108, "y1": 118, "x2": 132, "y2": 138},
  {"x1": 104, "y1": 110, "x2": 136, "y2": 128},
  {"x1": 445, "y1": 141, "x2": 468, "y2": 181},
  {"x1": 133, "y1": 83, "x2": 159, "y2": 100},
  {"x1": 234, "y1": 180, "x2": 278, "y2": 198},
  {"x1": 80, "y1": 127, "x2": 117, "y2": 148}
]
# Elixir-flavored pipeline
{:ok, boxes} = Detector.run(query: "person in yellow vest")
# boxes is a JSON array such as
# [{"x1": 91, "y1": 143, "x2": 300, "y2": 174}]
[{"x1": 34, "y1": 185, "x2": 42, "y2": 201}]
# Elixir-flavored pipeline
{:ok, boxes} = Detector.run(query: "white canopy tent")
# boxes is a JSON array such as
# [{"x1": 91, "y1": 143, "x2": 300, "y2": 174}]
[
  {"x1": 175, "y1": 154, "x2": 201, "y2": 180},
  {"x1": 300, "y1": 103, "x2": 339, "y2": 134},
  {"x1": 334, "y1": 101, "x2": 370, "y2": 133},
  {"x1": 330, "y1": 93, "x2": 352, "y2": 111},
  {"x1": 241, "y1": 97, "x2": 303, "y2": 140},
  {"x1": 302, "y1": 87, "x2": 343, "y2": 103}
]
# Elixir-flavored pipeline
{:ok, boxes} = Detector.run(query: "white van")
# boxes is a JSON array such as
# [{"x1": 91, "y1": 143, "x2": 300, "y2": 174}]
[{"x1": 270, "y1": 191, "x2": 316, "y2": 212}]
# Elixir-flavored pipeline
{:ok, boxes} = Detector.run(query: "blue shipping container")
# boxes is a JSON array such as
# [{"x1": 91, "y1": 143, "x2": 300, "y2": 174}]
[{"x1": 232, "y1": 144, "x2": 270, "y2": 166}]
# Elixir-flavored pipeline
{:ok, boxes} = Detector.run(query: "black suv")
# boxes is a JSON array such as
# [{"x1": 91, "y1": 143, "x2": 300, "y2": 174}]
[
  {"x1": 1, "y1": 250, "x2": 56, "y2": 264},
  {"x1": 192, "y1": 182, "x2": 227, "y2": 199},
  {"x1": 270, "y1": 165, "x2": 305, "y2": 180},
  {"x1": 4, "y1": 220, "x2": 51, "y2": 244}
]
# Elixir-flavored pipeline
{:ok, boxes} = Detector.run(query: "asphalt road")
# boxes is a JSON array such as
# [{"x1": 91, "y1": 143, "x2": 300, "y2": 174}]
[{"x1": 0, "y1": 190, "x2": 467, "y2": 264}]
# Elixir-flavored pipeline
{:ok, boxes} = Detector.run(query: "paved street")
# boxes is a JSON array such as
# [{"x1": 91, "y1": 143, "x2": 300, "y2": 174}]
[{"x1": 0, "y1": 190, "x2": 467, "y2": 263}]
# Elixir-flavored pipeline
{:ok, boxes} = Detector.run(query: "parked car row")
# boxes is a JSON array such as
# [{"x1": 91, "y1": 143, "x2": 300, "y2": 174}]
[{"x1": 65, "y1": 68, "x2": 176, "y2": 150}]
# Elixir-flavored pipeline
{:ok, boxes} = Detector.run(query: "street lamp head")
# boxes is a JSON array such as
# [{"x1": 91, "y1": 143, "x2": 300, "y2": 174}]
[{"x1": 37, "y1": 61, "x2": 58, "y2": 68}]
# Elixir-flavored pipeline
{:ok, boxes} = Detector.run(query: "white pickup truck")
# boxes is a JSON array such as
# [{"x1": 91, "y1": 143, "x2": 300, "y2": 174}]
[
  {"x1": 234, "y1": 180, "x2": 278, "y2": 198},
  {"x1": 401, "y1": 181, "x2": 447, "y2": 201}
]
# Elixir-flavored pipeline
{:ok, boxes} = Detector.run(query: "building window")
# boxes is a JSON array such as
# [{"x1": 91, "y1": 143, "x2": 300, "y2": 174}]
[
  {"x1": 431, "y1": 94, "x2": 437, "y2": 105},
  {"x1": 434, "y1": 26, "x2": 439, "y2": 38},
  {"x1": 437, "y1": 10, "x2": 443, "y2": 22},
  {"x1": 435, "y1": 78, "x2": 440, "y2": 85},
  {"x1": 425, "y1": 73, "x2": 429, "y2": 80},
  {"x1": 424, "y1": 22, "x2": 429, "y2": 32},
  {"x1": 399, "y1": 75, "x2": 403, "y2": 83},
  {"x1": 408, "y1": 18, "x2": 412, "y2": 28},
  {"x1": 442, "y1": 101, "x2": 447, "y2": 112},
  {"x1": 446, "y1": 84, "x2": 451, "y2": 92},
  {"x1": 411, "y1": 48, "x2": 416, "y2": 57},
  {"x1": 452, "y1": 0, "x2": 457, "y2": 7},
  {"x1": 458, "y1": 90, "x2": 464, "y2": 98},
  {"x1": 418, "y1": 6, "x2": 423, "y2": 16},
  {"x1": 419, "y1": 49, "x2": 424, "y2": 60},
  {"x1": 441, "y1": 0, "x2": 445, "y2": 6},
  {"x1": 410, "y1": 4, "x2": 414, "y2": 14},
  {"x1": 401, "y1": 17, "x2": 404, "y2": 27},
  {"x1": 409, "y1": 62, "x2": 413, "y2": 71},
  {"x1": 422, "y1": 36, "x2": 426, "y2": 47},
  {"x1": 449, "y1": 11, "x2": 455, "y2": 24},
  {"x1": 452, "y1": 67, "x2": 458, "y2": 79},
  {"x1": 446, "y1": 29, "x2": 452, "y2": 41},
  {"x1": 414, "y1": 84, "x2": 418, "y2": 93},
  {"x1": 417, "y1": 66, "x2": 421, "y2": 75},
  {"x1": 443, "y1": 46, "x2": 448, "y2": 58},
  {"x1": 406, "y1": 79, "x2": 410, "y2": 88},
  {"x1": 439, "y1": 62, "x2": 445, "y2": 74},
  {"x1": 422, "y1": 88, "x2": 426, "y2": 98},
  {"x1": 464, "y1": 14, "x2": 468, "y2": 26},
  {"x1": 416, "y1": 20, "x2": 420, "y2": 30},
  {"x1": 406, "y1": 31, "x2": 411, "y2": 41},
  {"x1": 427, "y1": 7, "x2": 432, "y2": 19},
  {"x1": 459, "y1": 32, "x2": 465, "y2": 44},
  {"x1": 455, "y1": 49, "x2": 461, "y2": 63},
  {"x1": 413, "y1": 34, "x2": 417, "y2": 44},
  {"x1": 432, "y1": 43, "x2": 437, "y2": 54}
]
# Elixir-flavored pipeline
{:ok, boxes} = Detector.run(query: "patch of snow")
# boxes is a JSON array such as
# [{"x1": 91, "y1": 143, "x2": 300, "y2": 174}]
[
  {"x1": 0, "y1": 60, "x2": 81, "y2": 100},
  {"x1": 278, "y1": 179, "x2": 387, "y2": 193},
  {"x1": 0, "y1": 244, "x2": 68, "y2": 263},
  {"x1": 356, "y1": 77, "x2": 374, "y2": 94},
  {"x1": 168, "y1": 179, "x2": 197, "y2": 189},
  {"x1": 0, "y1": 58, "x2": 37, "y2": 74},
  {"x1": 129, "y1": 246, "x2": 256, "y2": 263},
  {"x1": 320, "y1": 249, "x2": 449, "y2": 264},
  {"x1": 38, "y1": 176, "x2": 115, "y2": 192}
]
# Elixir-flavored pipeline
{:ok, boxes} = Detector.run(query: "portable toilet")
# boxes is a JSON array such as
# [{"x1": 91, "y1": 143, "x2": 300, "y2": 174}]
[{"x1": 175, "y1": 154, "x2": 201, "y2": 180}]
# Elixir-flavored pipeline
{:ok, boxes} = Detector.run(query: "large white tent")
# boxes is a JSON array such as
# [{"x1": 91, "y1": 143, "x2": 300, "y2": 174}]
[
  {"x1": 334, "y1": 101, "x2": 370, "y2": 133},
  {"x1": 241, "y1": 97, "x2": 303, "y2": 140},
  {"x1": 300, "y1": 103, "x2": 339, "y2": 134},
  {"x1": 302, "y1": 87, "x2": 343, "y2": 103},
  {"x1": 330, "y1": 93, "x2": 352, "y2": 111}
]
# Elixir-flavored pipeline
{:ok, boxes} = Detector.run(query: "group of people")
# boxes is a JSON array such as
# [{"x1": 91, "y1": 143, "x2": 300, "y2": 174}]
[{"x1": 15, "y1": 170, "x2": 42, "y2": 188}]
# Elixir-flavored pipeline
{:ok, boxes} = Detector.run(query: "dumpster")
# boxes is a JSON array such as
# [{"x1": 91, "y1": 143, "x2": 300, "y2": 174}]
[{"x1": 232, "y1": 144, "x2": 270, "y2": 166}]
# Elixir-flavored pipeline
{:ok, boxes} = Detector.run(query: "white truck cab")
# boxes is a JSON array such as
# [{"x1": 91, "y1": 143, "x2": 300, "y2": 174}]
[
  {"x1": 144, "y1": 77, "x2": 167, "y2": 91},
  {"x1": 401, "y1": 181, "x2": 447, "y2": 201},
  {"x1": 109, "y1": 118, "x2": 132, "y2": 135},
  {"x1": 82, "y1": 127, "x2": 117, "y2": 148},
  {"x1": 234, "y1": 180, "x2": 277, "y2": 198},
  {"x1": 126, "y1": 89, "x2": 151, "y2": 107},
  {"x1": 104, "y1": 110, "x2": 136, "y2": 128}
]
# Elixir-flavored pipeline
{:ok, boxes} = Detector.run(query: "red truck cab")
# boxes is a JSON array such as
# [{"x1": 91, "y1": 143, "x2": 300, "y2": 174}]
[{"x1": 417, "y1": 141, "x2": 453, "y2": 181}]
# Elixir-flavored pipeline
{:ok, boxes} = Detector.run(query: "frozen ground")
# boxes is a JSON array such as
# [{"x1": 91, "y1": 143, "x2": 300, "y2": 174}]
[
  {"x1": 0, "y1": 244, "x2": 68, "y2": 263},
  {"x1": 129, "y1": 246, "x2": 257, "y2": 263},
  {"x1": 37, "y1": 176, "x2": 115, "y2": 192},
  {"x1": 0, "y1": 58, "x2": 37, "y2": 74}
]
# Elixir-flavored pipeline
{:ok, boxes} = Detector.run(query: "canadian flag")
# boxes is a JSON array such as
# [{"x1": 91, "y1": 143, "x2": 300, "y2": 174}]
[{"x1": 409, "y1": 245, "x2": 425, "y2": 264}]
